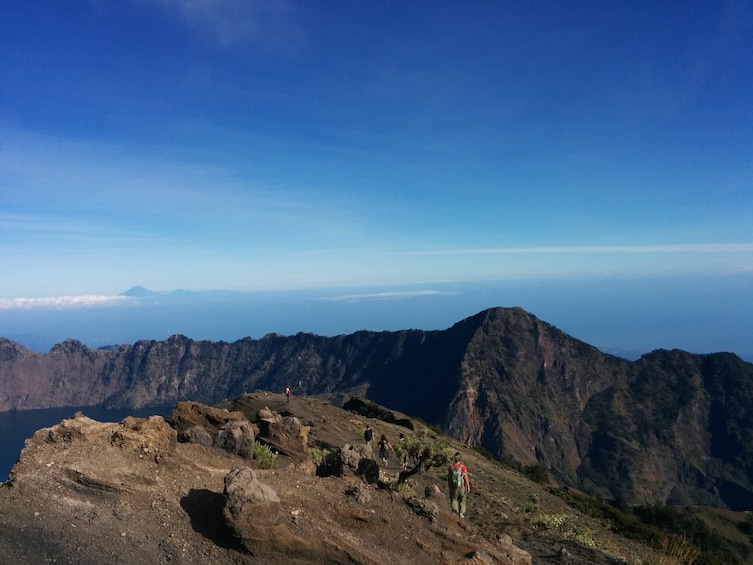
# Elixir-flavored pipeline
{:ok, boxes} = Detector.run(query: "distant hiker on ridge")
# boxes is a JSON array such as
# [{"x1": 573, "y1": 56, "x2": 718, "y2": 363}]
[
  {"x1": 285, "y1": 387, "x2": 291, "y2": 403},
  {"x1": 448, "y1": 452, "x2": 471, "y2": 518}
]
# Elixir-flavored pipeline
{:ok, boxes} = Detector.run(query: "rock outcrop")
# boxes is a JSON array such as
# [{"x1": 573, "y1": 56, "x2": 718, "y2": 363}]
[
  {"x1": 256, "y1": 406, "x2": 310, "y2": 461},
  {"x1": 223, "y1": 466, "x2": 305, "y2": 553}
]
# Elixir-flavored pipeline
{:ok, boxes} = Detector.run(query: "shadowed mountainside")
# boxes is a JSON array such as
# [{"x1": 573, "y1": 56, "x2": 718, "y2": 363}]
[{"x1": 1, "y1": 306, "x2": 752, "y2": 509}]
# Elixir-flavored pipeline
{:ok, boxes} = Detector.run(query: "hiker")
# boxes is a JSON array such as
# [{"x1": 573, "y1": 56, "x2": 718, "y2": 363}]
[
  {"x1": 285, "y1": 387, "x2": 291, "y2": 403},
  {"x1": 364, "y1": 425, "x2": 374, "y2": 445},
  {"x1": 378, "y1": 434, "x2": 393, "y2": 465},
  {"x1": 447, "y1": 452, "x2": 471, "y2": 518}
]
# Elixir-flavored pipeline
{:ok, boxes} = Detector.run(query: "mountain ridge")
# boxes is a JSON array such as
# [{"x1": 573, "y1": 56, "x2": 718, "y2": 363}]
[{"x1": 1, "y1": 306, "x2": 752, "y2": 510}]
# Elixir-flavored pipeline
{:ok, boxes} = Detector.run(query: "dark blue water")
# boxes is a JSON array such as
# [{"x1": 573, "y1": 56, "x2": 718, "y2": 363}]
[{"x1": 0, "y1": 405, "x2": 174, "y2": 482}]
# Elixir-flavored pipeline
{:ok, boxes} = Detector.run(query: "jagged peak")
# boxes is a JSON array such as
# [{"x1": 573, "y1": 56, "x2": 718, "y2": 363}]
[
  {"x1": 0, "y1": 338, "x2": 35, "y2": 360},
  {"x1": 49, "y1": 339, "x2": 88, "y2": 354}
]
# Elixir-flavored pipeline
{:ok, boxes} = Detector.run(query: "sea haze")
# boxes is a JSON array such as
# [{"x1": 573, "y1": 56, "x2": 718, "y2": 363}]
[{"x1": 0, "y1": 275, "x2": 751, "y2": 361}]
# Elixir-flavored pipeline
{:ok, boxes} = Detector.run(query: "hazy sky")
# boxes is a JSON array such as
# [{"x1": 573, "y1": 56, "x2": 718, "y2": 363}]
[{"x1": 1, "y1": 2, "x2": 752, "y2": 356}]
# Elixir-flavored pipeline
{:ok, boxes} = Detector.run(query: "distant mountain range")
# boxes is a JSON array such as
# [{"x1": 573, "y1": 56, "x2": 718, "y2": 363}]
[
  {"x1": 120, "y1": 285, "x2": 160, "y2": 297},
  {"x1": 120, "y1": 285, "x2": 242, "y2": 298},
  {"x1": 1, "y1": 306, "x2": 752, "y2": 510}
]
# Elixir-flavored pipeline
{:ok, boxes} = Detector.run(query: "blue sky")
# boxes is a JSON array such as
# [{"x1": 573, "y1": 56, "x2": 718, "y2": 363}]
[{"x1": 1, "y1": 2, "x2": 752, "y2": 357}]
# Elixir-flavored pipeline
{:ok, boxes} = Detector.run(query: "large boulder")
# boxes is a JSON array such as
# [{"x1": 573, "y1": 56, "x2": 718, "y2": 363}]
[
  {"x1": 317, "y1": 442, "x2": 378, "y2": 481},
  {"x1": 222, "y1": 467, "x2": 304, "y2": 553},
  {"x1": 168, "y1": 401, "x2": 260, "y2": 459},
  {"x1": 168, "y1": 401, "x2": 255, "y2": 437},
  {"x1": 110, "y1": 414, "x2": 178, "y2": 457},
  {"x1": 179, "y1": 424, "x2": 214, "y2": 448},
  {"x1": 256, "y1": 407, "x2": 310, "y2": 461},
  {"x1": 213, "y1": 420, "x2": 255, "y2": 459},
  {"x1": 340, "y1": 442, "x2": 373, "y2": 472},
  {"x1": 496, "y1": 533, "x2": 533, "y2": 565}
]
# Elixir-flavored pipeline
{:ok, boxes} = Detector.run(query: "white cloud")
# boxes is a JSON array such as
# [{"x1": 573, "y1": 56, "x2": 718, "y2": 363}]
[
  {"x1": 323, "y1": 290, "x2": 457, "y2": 304},
  {"x1": 0, "y1": 295, "x2": 131, "y2": 311},
  {"x1": 419, "y1": 243, "x2": 753, "y2": 255}
]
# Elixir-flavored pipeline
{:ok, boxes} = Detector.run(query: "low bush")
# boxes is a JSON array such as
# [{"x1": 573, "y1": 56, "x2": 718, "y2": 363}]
[
  {"x1": 253, "y1": 442, "x2": 278, "y2": 469},
  {"x1": 522, "y1": 464, "x2": 549, "y2": 484}
]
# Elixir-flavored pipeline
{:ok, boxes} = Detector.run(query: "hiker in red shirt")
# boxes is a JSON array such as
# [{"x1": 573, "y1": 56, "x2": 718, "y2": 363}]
[{"x1": 447, "y1": 452, "x2": 471, "y2": 518}]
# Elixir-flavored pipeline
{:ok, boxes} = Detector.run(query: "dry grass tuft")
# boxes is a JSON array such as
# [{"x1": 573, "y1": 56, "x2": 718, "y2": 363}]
[{"x1": 656, "y1": 534, "x2": 700, "y2": 565}]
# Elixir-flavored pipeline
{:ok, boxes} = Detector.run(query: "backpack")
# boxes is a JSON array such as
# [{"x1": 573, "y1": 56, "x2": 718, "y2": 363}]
[{"x1": 451, "y1": 464, "x2": 464, "y2": 488}]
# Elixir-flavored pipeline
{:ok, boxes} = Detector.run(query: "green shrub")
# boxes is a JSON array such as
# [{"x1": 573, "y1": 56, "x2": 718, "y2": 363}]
[
  {"x1": 523, "y1": 464, "x2": 550, "y2": 484},
  {"x1": 473, "y1": 445, "x2": 497, "y2": 462},
  {"x1": 531, "y1": 512, "x2": 568, "y2": 530},
  {"x1": 392, "y1": 434, "x2": 447, "y2": 471},
  {"x1": 253, "y1": 442, "x2": 278, "y2": 469},
  {"x1": 527, "y1": 512, "x2": 597, "y2": 551},
  {"x1": 309, "y1": 446, "x2": 331, "y2": 466}
]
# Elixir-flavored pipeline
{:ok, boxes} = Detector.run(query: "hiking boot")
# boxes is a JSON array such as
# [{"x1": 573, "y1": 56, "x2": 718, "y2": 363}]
[{"x1": 459, "y1": 513, "x2": 464, "y2": 518}]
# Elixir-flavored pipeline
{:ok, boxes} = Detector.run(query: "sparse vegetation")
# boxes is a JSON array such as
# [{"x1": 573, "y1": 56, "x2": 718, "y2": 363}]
[
  {"x1": 394, "y1": 433, "x2": 447, "y2": 466},
  {"x1": 472, "y1": 445, "x2": 497, "y2": 462},
  {"x1": 550, "y1": 487, "x2": 752, "y2": 565},
  {"x1": 392, "y1": 434, "x2": 448, "y2": 488},
  {"x1": 573, "y1": 528, "x2": 597, "y2": 549},
  {"x1": 522, "y1": 463, "x2": 549, "y2": 484},
  {"x1": 308, "y1": 446, "x2": 331, "y2": 466},
  {"x1": 530, "y1": 512, "x2": 568, "y2": 530},
  {"x1": 412, "y1": 418, "x2": 444, "y2": 436},
  {"x1": 253, "y1": 442, "x2": 278, "y2": 469},
  {"x1": 654, "y1": 534, "x2": 700, "y2": 565},
  {"x1": 526, "y1": 511, "x2": 598, "y2": 551}
]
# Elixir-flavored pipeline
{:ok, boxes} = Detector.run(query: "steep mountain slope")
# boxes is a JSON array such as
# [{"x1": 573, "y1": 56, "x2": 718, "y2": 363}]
[
  {"x1": 580, "y1": 350, "x2": 753, "y2": 509},
  {"x1": 1, "y1": 307, "x2": 752, "y2": 509},
  {"x1": 440, "y1": 308, "x2": 629, "y2": 484}
]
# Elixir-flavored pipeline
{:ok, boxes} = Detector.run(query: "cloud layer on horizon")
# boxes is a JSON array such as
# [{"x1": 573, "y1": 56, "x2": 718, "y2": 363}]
[
  {"x1": 322, "y1": 290, "x2": 457, "y2": 303},
  {"x1": 0, "y1": 295, "x2": 131, "y2": 311}
]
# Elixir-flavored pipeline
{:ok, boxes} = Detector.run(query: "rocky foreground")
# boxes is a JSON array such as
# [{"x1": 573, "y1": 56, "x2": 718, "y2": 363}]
[{"x1": 0, "y1": 392, "x2": 653, "y2": 564}]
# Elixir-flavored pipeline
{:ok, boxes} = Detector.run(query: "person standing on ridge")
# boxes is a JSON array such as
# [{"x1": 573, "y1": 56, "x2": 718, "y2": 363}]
[
  {"x1": 448, "y1": 452, "x2": 471, "y2": 518},
  {"x1": 285, "y1": 387, "x2": 291, "y2": 403}
]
